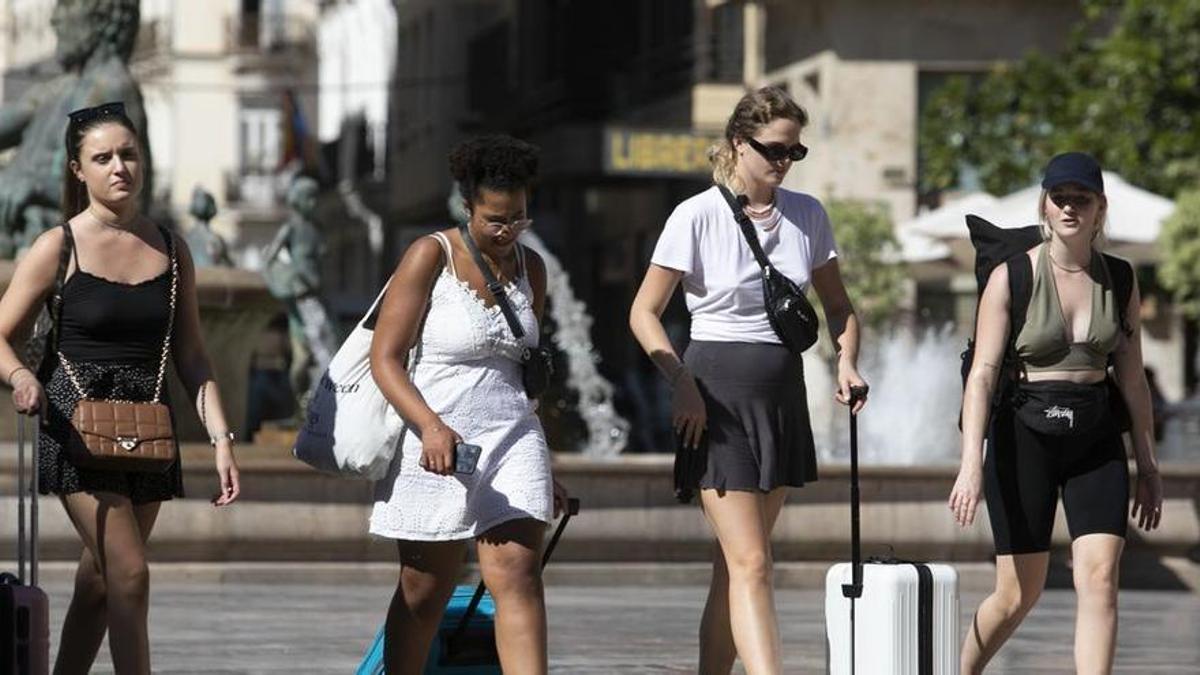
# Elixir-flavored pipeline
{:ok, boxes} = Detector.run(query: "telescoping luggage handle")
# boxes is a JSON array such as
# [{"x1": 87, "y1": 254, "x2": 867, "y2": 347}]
[
  {"x1": 447, "y1": 497, "x2": 581, "y2": 653},
  {"x1": 16, "y1": 414, "x2": 40, "y2": 587},
  {"x1": 840, "y1": 386, "x2": 868, "y2": 675}
]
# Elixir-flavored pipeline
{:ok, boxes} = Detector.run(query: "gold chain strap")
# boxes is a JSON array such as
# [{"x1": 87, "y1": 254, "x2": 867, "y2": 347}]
[{"x1": 58, "y1": 230, "x2": 179, "y2": 404}]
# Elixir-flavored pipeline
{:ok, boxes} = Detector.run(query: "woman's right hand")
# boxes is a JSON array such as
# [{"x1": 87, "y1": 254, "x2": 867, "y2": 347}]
[
  {"x1": 672, "y1": 372, "x2": 707, "y2": 450},
  {"x1": 948, "y1": 462, "x2": 983, "y2": 527},
  {"x1": 10, "y1": 368, "x2": 45, "y2": 417},
  {"x1": 419, "y1": 421, "x2": 462, "y2": 475}
]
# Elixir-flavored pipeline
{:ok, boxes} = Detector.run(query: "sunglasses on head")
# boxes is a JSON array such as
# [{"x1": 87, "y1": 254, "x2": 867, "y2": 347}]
[
  {"x1": 67, "y1": 101, "x2": 126, "y2": 126},
  {"x1": 1049, "y1": 192, "x2": 1096, "y2": 209},
  {"x1": 746, "y1": 137, "x2": 808, "y2": 163}
]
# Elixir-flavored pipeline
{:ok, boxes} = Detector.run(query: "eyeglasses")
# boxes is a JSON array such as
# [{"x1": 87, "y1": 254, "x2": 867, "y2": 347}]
[
  {"x1": 67, "y1": 101, "x2": 126, "y2": 126},
  {"x1": 483, "y1": 218, "x2": 533, "y2": 234},
  {"x1": 746, "y1": 137, "x2": 808, "y2": 163},
  {"x1": 1049, "y1": 192, "x2": 1096, "y2": 209}
]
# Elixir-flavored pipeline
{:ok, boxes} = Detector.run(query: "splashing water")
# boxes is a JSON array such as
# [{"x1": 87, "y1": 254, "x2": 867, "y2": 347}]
[
  {"x1": 520, "y1": 232, "x2": 631, "y2": 457},
  {"x1": 814, "y1": 326, "x2": 964, "y2": 465}
]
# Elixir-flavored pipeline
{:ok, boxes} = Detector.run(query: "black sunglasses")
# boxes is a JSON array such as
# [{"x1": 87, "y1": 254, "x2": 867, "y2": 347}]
[
  {"x1": 1049, "y1": 192, "x2": 1097, "y2": 209},
  {"x1": 67, "y1": 101, "x2": 126, "y2": 126},
  {"x1": 746, "y1": 137, "x2": 808, "y2": 163}
]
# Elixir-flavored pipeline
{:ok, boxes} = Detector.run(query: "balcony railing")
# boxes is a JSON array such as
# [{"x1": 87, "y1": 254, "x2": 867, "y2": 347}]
[{"x1": 226, "y1": 14, "x2": 315, "y2": 53}]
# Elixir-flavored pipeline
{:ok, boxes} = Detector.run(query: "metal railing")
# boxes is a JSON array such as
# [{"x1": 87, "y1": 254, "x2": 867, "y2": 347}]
[{"x1": 226, "y1": 14, "x2": 315, "y2": 53}]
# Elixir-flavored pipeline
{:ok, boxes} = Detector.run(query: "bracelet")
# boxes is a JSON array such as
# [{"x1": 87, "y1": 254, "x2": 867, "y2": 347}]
[
  {"x1": 7, "y1": 365, "x2": 31, "y2": 386},
  {"x1": 209, "y1": 430, "x2": 236, "y2": 447}
]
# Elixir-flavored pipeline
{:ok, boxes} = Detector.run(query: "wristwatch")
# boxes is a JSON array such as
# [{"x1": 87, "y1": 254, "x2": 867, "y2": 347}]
[{"x1": 209, "y1": 431, "x2": 236, "y2": 447}]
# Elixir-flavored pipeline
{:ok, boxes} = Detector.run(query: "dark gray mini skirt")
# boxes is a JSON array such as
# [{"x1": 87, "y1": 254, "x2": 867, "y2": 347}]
[{"x1": 682, "y1": 340, "x2": 818, "y2": 493}]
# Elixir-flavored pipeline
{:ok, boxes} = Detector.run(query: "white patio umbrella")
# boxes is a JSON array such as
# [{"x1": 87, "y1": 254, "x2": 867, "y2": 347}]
[{"x1": 899, "y1": 172, "x2": 1173, "y2": 264}]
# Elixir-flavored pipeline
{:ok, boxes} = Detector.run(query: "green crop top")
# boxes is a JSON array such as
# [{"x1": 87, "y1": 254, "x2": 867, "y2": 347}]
[{"x1": 1014, "y1": 246, "x2": 1120, "y2": 372}]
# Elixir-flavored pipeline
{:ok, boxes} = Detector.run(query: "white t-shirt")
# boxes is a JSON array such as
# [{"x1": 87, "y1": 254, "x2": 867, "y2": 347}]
[{"x1": 650, "y1": 185, "x2": 838, "y2": 344}]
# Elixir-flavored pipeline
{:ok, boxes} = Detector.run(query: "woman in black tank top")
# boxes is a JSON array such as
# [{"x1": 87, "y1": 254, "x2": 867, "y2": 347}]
[{"x1": 0, "y1": 102, "x2": 243, "y2": 674}]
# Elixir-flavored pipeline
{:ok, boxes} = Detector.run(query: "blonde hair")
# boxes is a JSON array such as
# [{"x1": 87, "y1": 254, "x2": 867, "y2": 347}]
[
  {"x1": 707, "y1": 86, "x2": 808, "y2": 191},
  {"x1": 1037, "y1": 190, "x2": 1109, "y2": 249}
]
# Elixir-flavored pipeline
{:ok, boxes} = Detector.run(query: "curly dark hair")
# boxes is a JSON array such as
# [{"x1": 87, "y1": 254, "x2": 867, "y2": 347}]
[{"x1": 448, "y1": 135, "x2": 540, "y2": 209}]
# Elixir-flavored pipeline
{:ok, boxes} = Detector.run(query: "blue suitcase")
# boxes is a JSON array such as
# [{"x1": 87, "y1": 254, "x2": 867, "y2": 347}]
[{"x1": 357, "y1": 498, "x2": 579, "y2": 674}]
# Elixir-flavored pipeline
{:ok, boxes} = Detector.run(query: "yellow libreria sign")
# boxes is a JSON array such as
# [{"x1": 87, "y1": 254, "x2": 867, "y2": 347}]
[{"x1": 605, "y1": 128, "x2": 722, "y2": 176}]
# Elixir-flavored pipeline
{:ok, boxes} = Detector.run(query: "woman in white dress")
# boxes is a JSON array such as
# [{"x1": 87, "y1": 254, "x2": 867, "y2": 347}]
[{"x1": 369, "y1": 135, "x2": 568, "y2": 674}]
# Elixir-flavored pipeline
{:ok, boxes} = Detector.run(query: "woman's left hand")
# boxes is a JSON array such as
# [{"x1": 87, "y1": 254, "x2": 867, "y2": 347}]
[
  {"x1": 212, "y1": 443, "x2": 241, "y2": 507},
  {"x1": 552, "y1": 479, "x2": 570, "y2": 519},
  {"x1": 1131, "y1": 470, "x2": 1163, "y2": 532},
  {"x1": 834, "y1": 365, "x2": 869, "y2": 414}
]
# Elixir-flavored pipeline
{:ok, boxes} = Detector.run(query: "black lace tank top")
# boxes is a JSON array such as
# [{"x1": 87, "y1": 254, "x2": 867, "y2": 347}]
[{"x1": 56, "y1": 226, "x2": 174, "y2": 365}]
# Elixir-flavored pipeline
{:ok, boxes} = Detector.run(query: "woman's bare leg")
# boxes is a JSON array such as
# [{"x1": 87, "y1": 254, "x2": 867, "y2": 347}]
[
  {"x1": 961, "y1": 552, "x2": 1049, "y2": 674},
  {"x1": 700, "y1": 488, "x2": 785, "y2": 675},
  {"x1": 699, "y1": 488, "x2": 788, "y2": 674},
  {"x1": 56, "y1": 492, "x2": 160, "y2": 675},
  {"x1": 383, "y1": 538, "x2": 467, "y2": 675},
  {"x1": 477, "y1": 518, "x2": 547, "y2": 675}
]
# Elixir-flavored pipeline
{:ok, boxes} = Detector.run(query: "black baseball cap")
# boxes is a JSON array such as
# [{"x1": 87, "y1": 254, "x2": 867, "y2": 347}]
[{"x1": 1041, "y1": 152, "x2": 1104, "y2": 194}]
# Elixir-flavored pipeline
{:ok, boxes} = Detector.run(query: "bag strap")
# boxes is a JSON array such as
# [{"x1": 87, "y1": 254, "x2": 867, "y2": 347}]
[
  {"x1": 429, "y1": 231, "x2": 458, "y2": 278},
  {"x1": 1102, "y1": 253, "x2": 1134, "y2": 338},
  {"x1": 456, "y1": 223, "x2": 526, "y2": 341},
  {"x1": 35, "y1": 223, "x2": 74, "y2": 383},
  {"x1": 57, "y1": 225, "x2": 179, "y2": 403},
  {"x1": 716, "y1": 184, "x2": 774, "y2": 273},
  {"x1": 1002, "y1": 253, "x2": 1034, "y2": 389}
]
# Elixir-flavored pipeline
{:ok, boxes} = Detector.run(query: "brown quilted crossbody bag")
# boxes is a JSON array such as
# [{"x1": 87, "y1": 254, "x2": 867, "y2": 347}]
[{"x1": 59, "y1": 231, "x2": 179, "y2": 473}]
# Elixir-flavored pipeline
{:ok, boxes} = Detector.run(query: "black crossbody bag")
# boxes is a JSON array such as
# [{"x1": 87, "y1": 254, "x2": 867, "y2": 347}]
[
  {"x1": 457, "y1": 224, "x2": 554, "y2": 398},
  {"x1": 716, "y1": 185, "x2": 820, "y2": 354}
]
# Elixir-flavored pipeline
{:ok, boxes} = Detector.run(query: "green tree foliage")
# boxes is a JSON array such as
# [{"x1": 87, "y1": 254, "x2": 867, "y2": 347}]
[
  {"x1": 920, "y1": 0, "x2": 1200, "y2": 199},
  {"x1": 920, "y1": 0, "x2": 1200, "y2": 328},
  {"x1": 823, "y1": 199, "x2": 905, "y2": 330},
  {"x1": 1159, "y1": 190, "x2": 1200, "y2": 319}
]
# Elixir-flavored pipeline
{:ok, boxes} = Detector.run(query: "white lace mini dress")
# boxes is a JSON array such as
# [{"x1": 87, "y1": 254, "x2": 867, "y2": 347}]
[{"x1": 369, "y1": 232, "x2": 554, "y2": 541}]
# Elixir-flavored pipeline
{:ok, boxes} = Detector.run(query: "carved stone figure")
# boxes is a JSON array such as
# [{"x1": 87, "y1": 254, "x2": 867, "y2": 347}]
[
  {"x1": 262, "y1": 176, "x2": 338, "y2": 404},
  {"x1": 184, "y1": 186, "x2": 233, "y2": 267},
  {"x1": 0, "y1": 0, "x2": 151, "y2": 258}
]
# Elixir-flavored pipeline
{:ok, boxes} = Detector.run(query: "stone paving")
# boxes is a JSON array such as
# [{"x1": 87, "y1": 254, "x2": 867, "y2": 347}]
[{"x1": 44, "y1": 578, "x2": 1200, "y2": 674}]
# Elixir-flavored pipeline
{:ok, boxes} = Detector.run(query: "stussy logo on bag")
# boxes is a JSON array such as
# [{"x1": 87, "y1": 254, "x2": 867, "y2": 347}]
[{"x1": 1043, "y1": 405, "x2": 1074, "y2": 428}]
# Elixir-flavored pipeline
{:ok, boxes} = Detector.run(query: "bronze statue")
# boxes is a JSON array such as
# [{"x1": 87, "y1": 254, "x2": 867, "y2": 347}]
[
  {"x1": 184, "y1": 186, "x2": 233, "y2": 267},
  {"x1": 0, "y1": 0, "x2": 150, "y2": 257},
  {"x1": 263, "y1": 176, "x2": 338, "y2": 405}
]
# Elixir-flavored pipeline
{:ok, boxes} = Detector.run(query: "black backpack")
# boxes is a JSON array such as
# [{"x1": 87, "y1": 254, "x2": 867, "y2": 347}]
[{"x1": 959, "y1": 215, "x2": 1135, "y2": 429}]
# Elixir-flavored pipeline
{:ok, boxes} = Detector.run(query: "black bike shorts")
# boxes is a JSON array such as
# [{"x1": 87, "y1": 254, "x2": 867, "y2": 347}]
[{"x1": 984, "y1": 405, "x2": 1129, "y2": 555}]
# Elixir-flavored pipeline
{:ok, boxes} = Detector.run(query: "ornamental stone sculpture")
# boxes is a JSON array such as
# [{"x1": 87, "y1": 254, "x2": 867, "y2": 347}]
[
  {"x1": 0, "y1": 0, "x2": 151, "y2": 258},
  {"x1": 185, "y1": 186, "x2": 233, "y2": 268}
]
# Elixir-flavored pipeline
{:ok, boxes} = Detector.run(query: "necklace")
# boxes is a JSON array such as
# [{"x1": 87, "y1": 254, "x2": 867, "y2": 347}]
[
  {"x1": 742, "y1": 195, "x2": 775, "y2": 219},
  {"x1": 87, "y1": 206, "x2": 136, "y2": 232},
  {"x1": 1047, "y1": 250, "x2": 1087, "y2": 273}
]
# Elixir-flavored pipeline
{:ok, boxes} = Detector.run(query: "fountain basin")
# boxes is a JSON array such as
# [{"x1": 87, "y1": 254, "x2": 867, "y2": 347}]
[
  {"x1": 1, "y1": 448, "x2": 1195, "y2": 568},
  {"x1": 0, "y1": 261, "x2": 280, "y2": 442}
]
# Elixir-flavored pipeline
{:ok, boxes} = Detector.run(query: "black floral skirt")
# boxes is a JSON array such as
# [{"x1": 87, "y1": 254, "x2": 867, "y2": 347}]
[{"x1": 38, "y1": 360, "x2": 184, "y2": 504}]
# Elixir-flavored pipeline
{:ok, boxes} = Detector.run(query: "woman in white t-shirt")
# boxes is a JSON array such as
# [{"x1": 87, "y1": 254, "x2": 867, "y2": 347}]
[{"x1": 629, "y1": 86, "x2": 869, "y2": 674}]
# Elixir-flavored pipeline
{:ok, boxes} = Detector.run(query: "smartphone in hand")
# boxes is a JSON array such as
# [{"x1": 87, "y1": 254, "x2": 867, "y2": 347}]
[{"x1": 454, "y1": 442, "x2": 482, "y2": 475}]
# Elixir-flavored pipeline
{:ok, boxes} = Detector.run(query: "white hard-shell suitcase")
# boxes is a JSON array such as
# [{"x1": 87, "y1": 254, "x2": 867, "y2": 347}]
[
  {"x1": 824, "y1": 387, "x2": 960, "y2": 675},
  {"x1": 825, "y1": 560, "x2": 958, "y2": 674}
]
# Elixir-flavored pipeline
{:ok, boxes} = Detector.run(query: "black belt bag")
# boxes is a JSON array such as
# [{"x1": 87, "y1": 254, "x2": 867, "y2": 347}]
[
  {"x1": 1011, "y1": 380, "x2": 1111, "y2": 436},
  {"x1": 717, "y1": 185, "x2": 820, "y2": 354}
]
